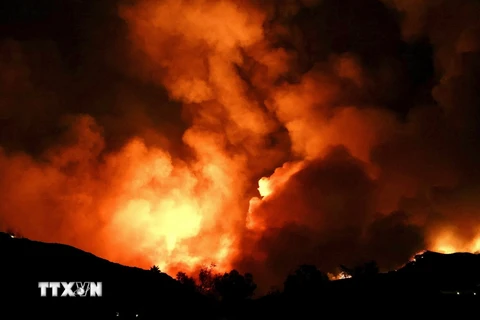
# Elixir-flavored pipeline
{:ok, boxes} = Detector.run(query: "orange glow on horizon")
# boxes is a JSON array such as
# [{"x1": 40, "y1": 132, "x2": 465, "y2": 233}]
[{"x1": 430, "y1": 231, "x2": 480, "y2": 254}]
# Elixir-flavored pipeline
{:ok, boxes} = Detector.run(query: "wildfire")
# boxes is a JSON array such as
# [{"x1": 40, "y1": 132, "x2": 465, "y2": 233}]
[
  {"x1": 258, "y1": 177, "x2": 273, "y2": 198},
  {"x1": 328, "y1": 272, "x2": 352, "y2": 281},
  {"x1": 1, "y1": 0, "x2": 480, "y2": 291},
  {"x1": 431, "y1": 231, "x2": 480, "y2": 254},
  {"x1": 247, "y1": 161, "x2": 305, "y2": 231}
]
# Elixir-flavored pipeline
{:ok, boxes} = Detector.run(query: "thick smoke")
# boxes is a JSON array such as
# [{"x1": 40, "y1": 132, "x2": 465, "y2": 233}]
[{"x1": 1, "y1": 0, "x2": 480, "y2": 290}]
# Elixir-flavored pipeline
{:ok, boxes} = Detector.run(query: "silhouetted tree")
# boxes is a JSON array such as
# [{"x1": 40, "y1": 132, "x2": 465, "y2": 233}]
[
  {"x1": 340, "y1": 260, "x2": 379, "y2": 278},
  {"x1": 198, "y1": 263, "x2": 218, "y2": 296},
  {"x1": 150, "y1": 265, "x2": 161, "y2": 273},
  {"x1": 363, "y1": 260, "x2": 379, "y2": 275},
  {"x1": 213, "y1": 270, "x2": 257, "y2": 302},
  {"x1": 284, "y1": 264, "x2": 329, "y2": 297},
  {"x1": 176, "y1": 272, "x2": 196, "y2": 292},
  {"x1": 266, "y1": 286, "x2": 281, "y2": 296}
]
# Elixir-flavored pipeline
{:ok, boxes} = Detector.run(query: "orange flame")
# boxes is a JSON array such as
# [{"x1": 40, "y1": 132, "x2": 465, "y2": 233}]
[{"x1": 430, "y1": 231, "x2": 480, "y2": 254}]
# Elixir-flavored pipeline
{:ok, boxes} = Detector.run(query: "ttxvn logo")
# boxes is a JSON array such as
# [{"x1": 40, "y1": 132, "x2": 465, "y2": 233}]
[{"x1": 38, "y1": 282, "x2": 102, "y2": 297}]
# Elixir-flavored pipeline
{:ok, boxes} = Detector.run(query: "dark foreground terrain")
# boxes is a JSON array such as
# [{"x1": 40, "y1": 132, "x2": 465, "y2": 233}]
[{"x1": 1, "y1": 232, "x2": 480, "y2": 319}]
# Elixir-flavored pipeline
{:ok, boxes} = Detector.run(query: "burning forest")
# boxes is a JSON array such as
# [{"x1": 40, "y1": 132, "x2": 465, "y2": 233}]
[{"x1": 1, "y1": 0, "x2": 480, "y2": 290}]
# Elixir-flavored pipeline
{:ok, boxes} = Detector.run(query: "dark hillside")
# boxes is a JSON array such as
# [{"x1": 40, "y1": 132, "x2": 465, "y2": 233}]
[
  {"x1": 2, "y1": 232, "x2": 480, "y2": 319},
  {"x1": 0, "y1": 233, "x2": 216, "y2": 319}
]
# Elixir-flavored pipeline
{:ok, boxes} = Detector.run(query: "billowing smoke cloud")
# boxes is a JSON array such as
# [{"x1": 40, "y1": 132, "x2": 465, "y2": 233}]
[{"x1": 1, "y1": 0, "x2": 480, "y2": 290}]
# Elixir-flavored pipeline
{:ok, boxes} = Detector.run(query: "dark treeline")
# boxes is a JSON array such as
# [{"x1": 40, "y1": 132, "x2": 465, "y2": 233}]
[
  {"x1": 149, "y1": 260, "x2": 380, "y2": 302},
  {"x1": 144, "y1": 256, "x2": 480, "y2": 319}
]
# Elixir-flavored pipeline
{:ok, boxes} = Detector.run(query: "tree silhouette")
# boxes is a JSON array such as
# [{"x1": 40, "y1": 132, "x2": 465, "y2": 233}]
[
  {"x1": 284, "y1": 264, "x2": 329, "y2": 297},
  {"x1": 176, "y1": 272, "x2": 196, "y2": 292},
  {"x1": 213, "y1": 270, "x2": 257, "y2": 302},
  {"x1": 150, "y1": 265, "x2": 161, "y2": 273},
  {"x1": 340, "y1": 260, "x2": 379, "y2": 278},
  {"x1": 266, "y1": 286, "x2": 281, "y2": 296},
  {"x1": 198, "y1": 263, "x2": 218, "y2": 297}
]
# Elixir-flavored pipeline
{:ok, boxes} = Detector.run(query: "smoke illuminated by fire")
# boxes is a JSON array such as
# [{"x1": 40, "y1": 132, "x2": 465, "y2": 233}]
[
  {"x1": 1, "y1": 0, "x2": 480, "y2": 288},
  {"x1": 431, "y1": 230, "x2": 480, "y2": 254}
]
